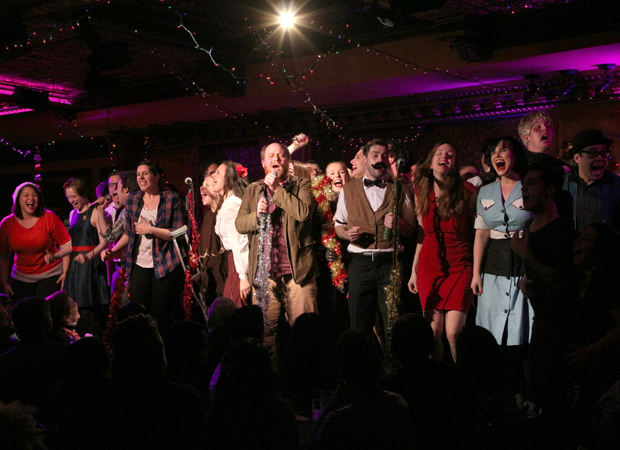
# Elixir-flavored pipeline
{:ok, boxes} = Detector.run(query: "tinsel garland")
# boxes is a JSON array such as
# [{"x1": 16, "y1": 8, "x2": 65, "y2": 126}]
[
  {"x1": 103, "y1": 268, "x2": 127, "y2": 349},
  {"x1": 384, "y1": 257, "x2": 402, "y2": 372},
  {"x1": 311, "y1": 175, "x2": 348, "y2": 292},
  {"x1": 183, "y1": 190, "x2": 201, "y2": 319},
  {"x1": 254, "y1": 207, "x2": 272, "y2": 319}
]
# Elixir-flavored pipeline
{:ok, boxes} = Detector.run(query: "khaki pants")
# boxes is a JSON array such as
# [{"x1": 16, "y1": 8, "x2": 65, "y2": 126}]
[{"x1": 253, "y1": 275, "x2": 317, "y2": 367}]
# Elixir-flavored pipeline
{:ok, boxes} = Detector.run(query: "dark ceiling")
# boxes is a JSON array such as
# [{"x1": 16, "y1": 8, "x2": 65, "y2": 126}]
[{"x1": 2, "y1": 0, "x2": 611, "y2": 114}]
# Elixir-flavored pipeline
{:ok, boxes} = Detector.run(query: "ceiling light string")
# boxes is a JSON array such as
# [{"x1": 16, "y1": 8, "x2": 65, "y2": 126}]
[
  {"x1": 366, "y1": 46, "x2": 509, "y2": 91},
  {"x1": 149, "y1": 46, "x2": 237, "y2": 118},
  {"x1": 168, "y1": 6, "x2": 244, "y2": 84}
]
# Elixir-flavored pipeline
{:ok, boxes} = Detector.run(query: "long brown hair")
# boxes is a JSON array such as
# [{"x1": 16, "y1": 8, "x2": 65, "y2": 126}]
[
  {"x1": 413, "y1": 141, "x2": 468, "y2": 220},
  {"x1": 221, "y1": 161, "x2": 249, "y2": 199}
]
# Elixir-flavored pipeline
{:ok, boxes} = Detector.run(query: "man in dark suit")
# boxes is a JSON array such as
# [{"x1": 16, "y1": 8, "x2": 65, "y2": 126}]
[{"x1": 236, "y1": 143, "x2": 318, "y2": 360}]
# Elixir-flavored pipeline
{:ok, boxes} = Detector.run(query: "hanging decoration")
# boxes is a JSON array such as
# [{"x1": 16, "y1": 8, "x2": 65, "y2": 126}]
[
  {"x1": 183, "y1": 188, "x2": 201, "y2": 319},
  {"x1": 102, "y1": 268, "x2": 127, "y2": 349},
  {"x1": 254, "y1": 198, "x2": 273, "y2": 321},
  {"x1": 311, "y1": 175, "x2": 347, "y2": 292}
]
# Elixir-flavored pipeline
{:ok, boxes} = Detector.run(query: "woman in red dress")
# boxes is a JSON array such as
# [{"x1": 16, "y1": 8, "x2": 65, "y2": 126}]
[{"x1": 408, "y1": 142, "x2": 477, "y2": 362}]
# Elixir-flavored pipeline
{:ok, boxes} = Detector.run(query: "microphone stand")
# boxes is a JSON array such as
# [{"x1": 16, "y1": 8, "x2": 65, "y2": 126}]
[{"x1": 384, "y1": 163, "x2": 406, "y2": 372}]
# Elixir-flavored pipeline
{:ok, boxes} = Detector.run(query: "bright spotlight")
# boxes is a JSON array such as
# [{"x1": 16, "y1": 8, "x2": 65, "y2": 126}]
[{"x1": 279, "y1": 12, "x2": 295, "y2": 28}]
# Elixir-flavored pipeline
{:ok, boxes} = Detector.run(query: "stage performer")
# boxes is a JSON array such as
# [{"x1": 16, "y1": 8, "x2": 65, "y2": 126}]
[
  {"x1": 335, "y1": 140, "x2": 416, "y2": 348},
  {"x1": 211, "y1": 161, "x2": 251, "y2": 306},
  {"x1": 1, "y1": 182, "x2": 71, "y2": 300},
  {"x1": 62, "y1": 177, "x2": 110, "y2": 335},
  {"x1": 123, "y1": 160, "x2": 185, "y2": 331},
  {"x1": 408, "y1": 142, "x2": 477, "y2": 362},
  {"x1": 236, "y1": 142, "x2": 318, "y2": 363}
]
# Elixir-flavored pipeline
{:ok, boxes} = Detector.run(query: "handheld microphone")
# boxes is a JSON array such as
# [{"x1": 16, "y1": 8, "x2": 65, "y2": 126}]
[
  {"x1": 89, "y1": 194, "x2": 112, "y2": 212},
  {"x1": 184, "y1": 177, "x2": 193, "y2": 187}
]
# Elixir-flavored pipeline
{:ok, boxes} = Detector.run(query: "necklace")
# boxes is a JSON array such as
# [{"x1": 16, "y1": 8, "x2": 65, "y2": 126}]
[{"x1": 143, "y1": 194, "x2": 159, "y2": 210}]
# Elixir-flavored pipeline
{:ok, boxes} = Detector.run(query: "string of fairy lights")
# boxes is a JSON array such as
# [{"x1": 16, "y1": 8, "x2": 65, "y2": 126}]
[{"x1": 1, "y1": 0, "x2": 618, "y2": 160}]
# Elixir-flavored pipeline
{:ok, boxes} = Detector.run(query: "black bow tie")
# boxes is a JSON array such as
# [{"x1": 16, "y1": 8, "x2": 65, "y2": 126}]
[{"x1": 364, "y1": 178, "x2": 385, "y2": 188}]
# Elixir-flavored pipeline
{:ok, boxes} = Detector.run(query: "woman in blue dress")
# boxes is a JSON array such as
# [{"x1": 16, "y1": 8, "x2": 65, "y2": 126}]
[
  {"x1": 63, "y1": 178, "x2": 110, "y2": 336},
  {"x1": 471, "y1": 136, "x2": 532, "y2": 400}
]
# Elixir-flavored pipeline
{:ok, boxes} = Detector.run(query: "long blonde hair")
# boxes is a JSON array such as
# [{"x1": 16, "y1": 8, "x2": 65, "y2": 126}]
[{"x1": 413, "y1": 141, "x2": 468, "y2": 220}]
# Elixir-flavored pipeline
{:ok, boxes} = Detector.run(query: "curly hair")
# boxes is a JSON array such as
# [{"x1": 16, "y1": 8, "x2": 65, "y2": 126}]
[{"x1": 413, "y1": 141, "x2": 468, "y2": 220}]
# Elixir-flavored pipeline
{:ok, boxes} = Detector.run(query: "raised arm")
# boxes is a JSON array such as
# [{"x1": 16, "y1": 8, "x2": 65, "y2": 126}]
[{"x1": 271, "y1": 177, "x2": 315, "y2": 222}]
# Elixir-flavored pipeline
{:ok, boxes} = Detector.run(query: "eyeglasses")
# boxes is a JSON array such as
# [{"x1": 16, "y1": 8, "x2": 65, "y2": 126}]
[
  {"x1": 109, "y1": 183, "x2": 119, "y2": 188},
  {"x1": 581, "y1": 150, "x2": 611, "y2": 159}
]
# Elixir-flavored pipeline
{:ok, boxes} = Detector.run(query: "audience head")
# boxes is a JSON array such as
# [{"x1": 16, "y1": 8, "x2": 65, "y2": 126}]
[
  {"x1": 350, "y1": 147, "x2": 366, "y2": 179},
  {"x1": 207, "y1": 297, "x2": 238, "y2": 332},
  {"x1": 116, "y1": 301, "x2": 147, "y2": 323},
  {"x1": 568, "y1": 129, "x2": 613, "y2": 185},
  {"x1": 165, "y1": 320, "x2": 211, "y2": 369},
  {"x1": 261, "y1": 143, "x2": 291, "y2": 181},
  {"x1": 215, "y1": 342, "x2": 276, "y2": 402},
  {"x1": 61, "y1": 337, "x2": 110, "y2": 388},
  {"x1": 325, "y1": 161, "x2": 350, "y2": 192},
  {"x1": 574, "y1": 222, "x2": 620, "y2": 271},
  {"x1": 0, "y1": 401, "x2": 45, "y2": 450},
  {"x1": 230, "y1": 305, "x2": 264, "y2": 345},
  {"x1": 391, "y1": 313, "x2": 434, "y2": 367},
  {"x1": 456, "y1": 325, "x2": 508, "y2": 384},
  {"x1": 112, "y1": 314, "x2": 166, "y2": 379},
  {"x1": 363, "y1": 139, "x2": 390, "y2": 181},
  {"x1": 211, "y1": 160, "x2": 249, "y2": 199},
  {"x1": 46, "y1": 290, "x2": 80, "y2": 330},
  {"x1": 486, "y1": 136, "x2": 529, "y2": 179},
  {"x1": 11, "y1": 296, "x2": 52, "y2": 340},
  {"x1": 522, "y1": 163, "x2": 564, "y2": 214},
  {"x1": 12, "y1": 182, "x2": 45, "y2": 219},
  {"x1": 288, "y1": 160, "x2": 311, "y2": 179},
  {"x1": 335, "y1": 330, "x2": 382, "y2": 390},
  {"x1": 306, "y1": 160, "x2": 322, "y2": 178},
  {"x1": 136, "y1": 160, "x2": 164, "y2": 193},
  {"x1": 518, "y1": 110, "x2": 554, "y2": 153}
]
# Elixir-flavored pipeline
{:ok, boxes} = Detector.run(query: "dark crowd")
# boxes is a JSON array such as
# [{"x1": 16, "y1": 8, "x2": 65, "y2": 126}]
[{"x1": 1, "y1": 113, "x2": 619, "y2": 450}]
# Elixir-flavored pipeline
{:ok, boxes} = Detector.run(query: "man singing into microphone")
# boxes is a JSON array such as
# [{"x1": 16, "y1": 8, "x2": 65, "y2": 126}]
[
  {"x1": 335, "y1": 140, "x2": 416, "y2": 348},
  {"x1": 236, "y1": 142, "x2": 318, "y2": 363}
]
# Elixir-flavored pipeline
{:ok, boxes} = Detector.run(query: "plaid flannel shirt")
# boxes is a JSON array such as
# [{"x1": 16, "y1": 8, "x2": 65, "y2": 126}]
[{"x1": 124, "y1": 188, "x2": 185, "y2": 279}]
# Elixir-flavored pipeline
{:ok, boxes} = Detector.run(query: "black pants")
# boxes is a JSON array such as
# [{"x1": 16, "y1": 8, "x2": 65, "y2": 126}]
[
  {"x1": 11, "y1": 275, "x2": 60, "y2": 300},
  {"x1": 347, "y1": 253, "x2": 393, "y2": 345},
  {"x1": 129, "y1": 264, "x2": 184, "y2": 334}
]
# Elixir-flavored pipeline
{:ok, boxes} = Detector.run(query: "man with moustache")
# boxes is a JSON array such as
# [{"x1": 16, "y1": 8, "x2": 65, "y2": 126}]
[
  {"x1": 562, "y1": 130, "x2": 620, "y2": 233},
  {"x1": 236, "y1": 142, "x2": 317, "y2": 360},
  {"x1": 335, "y1": 140, "x2": 416, "y2": 346}
]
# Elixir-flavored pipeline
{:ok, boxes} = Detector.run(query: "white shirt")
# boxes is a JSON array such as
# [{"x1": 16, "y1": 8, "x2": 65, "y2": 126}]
[
  {"x1": 334, "y1": 177, "x2": 415, "y2": 254},
  {"x1": 215, "y1": 194, "x2": 249, "y2": 280},
  {"x1": 135, "y1": 207, "x2": 157, "y2": 269}
]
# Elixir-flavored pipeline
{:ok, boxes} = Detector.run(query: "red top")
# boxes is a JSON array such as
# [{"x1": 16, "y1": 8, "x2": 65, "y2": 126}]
[{"x1": 0, "y1": 211, "x2": 70, "y2": 276}]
